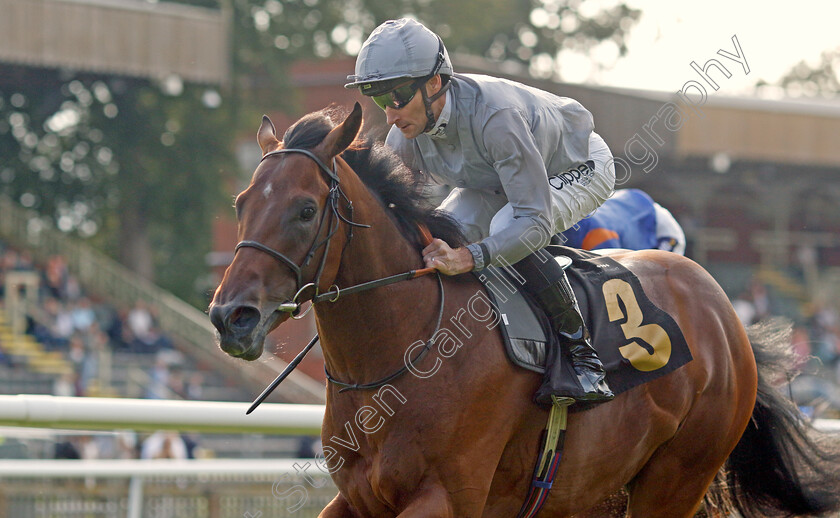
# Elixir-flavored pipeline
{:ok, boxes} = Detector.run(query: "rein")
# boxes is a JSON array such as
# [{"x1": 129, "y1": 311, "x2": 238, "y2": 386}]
[
  {"x1": 241, "y1": 147, "x2": 442, "y2": 413},
  {"x1": 311, "y1": 265, "x2": 436, "y2": 303},
  {"x1": 324, "y1": 272, "x2": 445, "y2": 392}
]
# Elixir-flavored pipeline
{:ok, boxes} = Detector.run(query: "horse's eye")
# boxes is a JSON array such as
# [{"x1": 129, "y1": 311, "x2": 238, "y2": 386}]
[{"x1": 300, "y1": 206, "x2": 316, "y2": 221}]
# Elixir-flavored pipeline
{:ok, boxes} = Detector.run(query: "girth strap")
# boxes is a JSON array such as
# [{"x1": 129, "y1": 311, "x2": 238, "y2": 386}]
[{"x1": 516, "y1": 395, "x2": 573, "y2": 518}]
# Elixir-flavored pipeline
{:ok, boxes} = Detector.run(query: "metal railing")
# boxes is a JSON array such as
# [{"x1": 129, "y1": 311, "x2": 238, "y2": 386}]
[
  {"x1": 0, "y1": 395, "x2": 837, "y2": 517},
  {"x1": 0, "y1": 395, "x2": 331, "y2": 517},
  {"x1": 0, "y1": 459, "x2": 338, "y2": 518},
  {"x1": 0, "y1": 395, "x2": 324, "y2": 434},
  {"x1": 0, "y1": 195, "x2": 325, "y2": 404}
]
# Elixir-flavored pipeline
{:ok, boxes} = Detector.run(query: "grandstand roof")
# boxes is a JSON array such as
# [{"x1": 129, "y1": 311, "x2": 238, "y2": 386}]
[{"x1": 0, "y1": 0, "x2": 229, "y2": 84}]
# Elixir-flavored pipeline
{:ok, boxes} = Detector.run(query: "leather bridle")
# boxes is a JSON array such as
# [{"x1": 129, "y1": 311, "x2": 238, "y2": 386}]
[
  {"x1": 234, "y1": 146, "x2": 446, "y2": 408},
  {"x1": 234, "y1": 147, "x2": 369, "y2": 318}
]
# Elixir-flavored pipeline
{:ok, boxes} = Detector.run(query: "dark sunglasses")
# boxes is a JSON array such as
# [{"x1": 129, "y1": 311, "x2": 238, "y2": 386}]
[{"x1": 370, "y1": 79, "x2": 424, "y2": 111}]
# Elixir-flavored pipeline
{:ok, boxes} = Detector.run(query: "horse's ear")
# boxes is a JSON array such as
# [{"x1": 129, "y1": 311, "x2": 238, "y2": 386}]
[
  {"x1": 318, "y1": 102, "x2": 363, "y2": 158},
  {"x1": 257, "y1": 115, "x2": 280, "y2": 154}
]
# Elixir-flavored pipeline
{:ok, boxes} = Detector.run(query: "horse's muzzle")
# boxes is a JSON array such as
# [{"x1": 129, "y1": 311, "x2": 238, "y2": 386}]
[{"x1": 209, "y1": 303, "x2": 264, "y2": 360}]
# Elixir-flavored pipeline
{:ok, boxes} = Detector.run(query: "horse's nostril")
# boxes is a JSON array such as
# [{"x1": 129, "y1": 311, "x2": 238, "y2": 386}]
[
  {"x1": 210, "y1": 305, "x2": 260, "y2": 335},
  {"x1": 229, "y1": 306, "x2": 261, "y2": 333}
]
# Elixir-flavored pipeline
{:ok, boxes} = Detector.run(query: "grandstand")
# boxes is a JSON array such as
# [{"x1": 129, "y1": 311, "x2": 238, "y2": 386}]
[
  {"x1": 0, "y1": 2, "x2": 330, "y2": 513},
  {"x1": 0, "y1": 200, "x2": 333, "y2": 471},
  {"x1": 0, "y1": 195, "x2": 325, "y2": 405}
]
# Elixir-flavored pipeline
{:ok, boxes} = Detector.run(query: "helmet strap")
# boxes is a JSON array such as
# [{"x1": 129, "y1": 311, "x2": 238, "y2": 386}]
[{"x1": 420, "y1": 79, "x2": 451, "y2": 133}]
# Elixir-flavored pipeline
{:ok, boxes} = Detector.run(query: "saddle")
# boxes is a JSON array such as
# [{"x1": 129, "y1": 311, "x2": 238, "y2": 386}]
[{"x1": 475, "y1": 246, "x2": 692, "y2": 397}]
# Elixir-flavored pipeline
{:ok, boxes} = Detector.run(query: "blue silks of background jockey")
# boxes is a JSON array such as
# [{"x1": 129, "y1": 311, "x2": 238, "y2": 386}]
[{"x1": 557, "y1": 189, "x2": 686, "y2": 255}]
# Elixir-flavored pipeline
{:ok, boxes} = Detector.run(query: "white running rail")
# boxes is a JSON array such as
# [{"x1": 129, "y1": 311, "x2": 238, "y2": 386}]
[{"x1": 0, "y1": 394, "x2": 324, "y2": 434}]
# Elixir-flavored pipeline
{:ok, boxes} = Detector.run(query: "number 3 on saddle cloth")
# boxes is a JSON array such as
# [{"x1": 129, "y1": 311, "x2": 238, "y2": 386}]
[{"x1": 474, "y1": 245, "x2": 692, "y2": 407}]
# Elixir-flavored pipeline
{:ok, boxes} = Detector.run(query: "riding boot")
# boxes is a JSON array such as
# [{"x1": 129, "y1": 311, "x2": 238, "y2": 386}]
[{"x1": 512, "y1": 249, "x2": 615, "y2": 405}]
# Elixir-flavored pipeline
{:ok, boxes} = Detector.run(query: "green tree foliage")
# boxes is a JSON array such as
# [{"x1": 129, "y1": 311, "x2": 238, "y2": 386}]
[
  {"x1": 0, "y1": 68, "x2": 234, "y2": 305},
  {"x1": 768, "y1": 47, "x2": 840, "y2": 97},
  {"x1": 0, "y1": 71, "x2": 115, "y2": 241},
  {"x1": 233, "y1": 0, "x2": 640, "y2": 95},
  {"x1": 88, "y1": 80, "x2": 237, "y2": 301}
]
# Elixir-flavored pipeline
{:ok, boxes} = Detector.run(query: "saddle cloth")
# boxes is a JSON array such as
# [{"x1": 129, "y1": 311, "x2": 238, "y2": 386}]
[{"x1": 475, "y1": 246, "x2": 692, "y2": 396}]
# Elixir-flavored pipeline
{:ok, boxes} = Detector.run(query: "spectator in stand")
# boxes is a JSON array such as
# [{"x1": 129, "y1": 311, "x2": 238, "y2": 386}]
[
  {"x1": 32, "y1": 297, "x2": 69, "y2": 350},
  {"x1": 0, "y1": 240, "x2": 181, "y2": 401},
  {"x1": 116, "y1": 431, "x2": 139, "y2": 459},
  {"x1": 749, "y1": 278, "x2": 772, "y2": 322},
  {"x1": 811, "y1": 303, "x2": 840, "y2": 368},
  {"x1": 86, "y1": 322, "x2": 112, "y2": 391},
  {"x1": 32, "y1": 297, "x2": 79, "y2": 350},
  {"x1": 126, "y1": 300, "x2": 161, "y2": 353},
  {"x1": 53, "y1": 300, "x2": 75, "y2": 344},
  {"x1": 167, "y1": 365, "x2": 186, "y2": 399},
  {"x1": 67, "y1": 333, "x2": 97, "y2": 396},
  {"x1": 70, "y1": 296, "x2": 96, "y2": 334},
  {"x1": 185, "y1": 372, "x2": 204, "y2": 401},
  {"x1": 42, "y1": 255, "x2": 70, "y2": 301},
  {"x1": 98, "y1": 305, "x2": 126, "y2": 350},
  {"x1": 77, "y1": 434, "x2": 101, "y2": 461},
  {"x1": 127, "y1": 300, "x2": 153, "y2": 338},
  {"x1": 145, "y1": 355, "x2": 171, "y2": 400},
  {"x1": 152, "y1": 324, "x2": 174, "y2": 351},
  {"x1": 54, "y1": 436, "x2": 82, "y2": 460},
  {"x1": 141, "y1": 431, "x2": 188, "y2": 460},
  {"x1": 732, "y1": 289, "x2": 757, "y2": 327},
  {"x1": 731, "y1": 277, "x2": 776, "y2": 328},
  {"x1": 791, "y1": 325, "x2": 814, "y2": 370},
  {"x1": 53, "y1": 371, "x2": 78, "y2": 397}
]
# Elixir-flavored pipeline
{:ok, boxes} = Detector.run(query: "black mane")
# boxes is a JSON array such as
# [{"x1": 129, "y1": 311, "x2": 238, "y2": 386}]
[{"x1": 282, "y1": 107, "x2": 467, "y2": 249}]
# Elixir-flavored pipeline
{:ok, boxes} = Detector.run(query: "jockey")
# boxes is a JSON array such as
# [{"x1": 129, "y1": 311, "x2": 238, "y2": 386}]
[
  {"x1": 346, "y1": 18, "x2": 617, "y2": 405},
  {"x1": 558, "y1": 189, "x2": 686, "y2": 255}
]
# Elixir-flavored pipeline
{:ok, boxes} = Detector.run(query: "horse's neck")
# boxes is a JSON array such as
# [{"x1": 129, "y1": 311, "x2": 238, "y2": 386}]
[
  {"x1": 314, "y1": 174, "x2": 440, "y2": 381},
  {"x1": 337, "y1": 207, "x2": 421, "y2": 287},
  {"x1": 332, "y1": 166, "x2": 426, "y2": 286}
]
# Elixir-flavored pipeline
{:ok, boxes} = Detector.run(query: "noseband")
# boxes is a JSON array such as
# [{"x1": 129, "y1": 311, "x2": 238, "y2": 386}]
[{"x1": 234, "y1": 148, "x2": 368, "y2": 317}]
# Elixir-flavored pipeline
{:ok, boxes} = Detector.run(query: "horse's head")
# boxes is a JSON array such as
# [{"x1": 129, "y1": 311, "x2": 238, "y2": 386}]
[{"x1": 209, "y1": 103, "x2": 363, "y2": 360}]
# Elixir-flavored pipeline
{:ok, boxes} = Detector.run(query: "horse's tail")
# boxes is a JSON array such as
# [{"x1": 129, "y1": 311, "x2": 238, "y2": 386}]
[{"x1": 726, "y1": 318, "x2": 840, "y2": 517}]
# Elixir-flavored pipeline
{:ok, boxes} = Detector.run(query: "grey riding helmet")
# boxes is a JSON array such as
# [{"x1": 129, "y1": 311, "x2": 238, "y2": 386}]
[{"x1": 344, "y1": 18, "x2": 453, "y2": 96}]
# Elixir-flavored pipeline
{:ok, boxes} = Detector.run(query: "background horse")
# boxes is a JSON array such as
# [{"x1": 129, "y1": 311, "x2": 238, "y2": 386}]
[{"x1": 209, "y1": 103, "x2": 840, "y2": 517}]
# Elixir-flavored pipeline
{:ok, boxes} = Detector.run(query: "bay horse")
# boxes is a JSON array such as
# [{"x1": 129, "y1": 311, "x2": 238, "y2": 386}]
[{"x1": 209, "y1": 103, "x2": 840, "y2": 517}]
